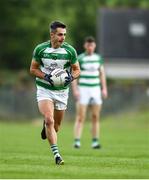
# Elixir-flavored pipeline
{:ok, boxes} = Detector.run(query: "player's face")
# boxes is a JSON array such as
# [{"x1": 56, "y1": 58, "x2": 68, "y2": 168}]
[
  {"x1": 84, "y1": 42, "x2": 96, "y2": 55},
  {"x1": 51, "y1": 28, "x2": 66, "y2": 48}
]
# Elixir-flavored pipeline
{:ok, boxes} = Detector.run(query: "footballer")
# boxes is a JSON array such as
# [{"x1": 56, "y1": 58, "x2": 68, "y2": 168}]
[
  {"x1": 30, "y1": 21, "x2": 80, "y2": 165},
  {"x1": 72, "y1": 36, "x2": 108, "y2": 149}
]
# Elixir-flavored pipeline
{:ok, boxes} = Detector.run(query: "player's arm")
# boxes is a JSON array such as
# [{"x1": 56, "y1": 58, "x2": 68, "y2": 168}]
[
  {"x1": 71, "y1": 62, "x2": 80, "y2": 100},
  {"x1": 30, "y1": 59, "x2": 45, "y2": 79},
  {"x1": 71, "y1": 61, "x2": 80, "y2": 80},
  {"x1": 100, "y1": 65, "x2": 108, "y2": 99},
  {"x1": 65, "y1": 47, "x2": 80, "y2": 86},
  {"x1": 71, "y1": 79, "x2": 80, "y2": 101},
  {"x1": 30, "y1": 59, "x2": 53, "y2": 85}
]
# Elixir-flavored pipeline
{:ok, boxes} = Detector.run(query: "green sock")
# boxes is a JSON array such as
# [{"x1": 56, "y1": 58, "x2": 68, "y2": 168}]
[
  {"x1": 75, "y1": 138, "x2": 80, "y2": 142},
  {"x1": 92, "y1": 138, "x2": 99, "y2": 143},
  {"x1": 50, "y1": 144, "x2": 60, "y2": 158}
]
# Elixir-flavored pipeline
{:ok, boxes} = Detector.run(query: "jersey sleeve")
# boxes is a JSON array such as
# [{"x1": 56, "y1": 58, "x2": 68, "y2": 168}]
[
  {"x1": 69, "y1": 47, "x2": 78, "y2": 64},
  {"x1": 99, "y1": 55, "x2": 104, "y2": 65},
  {"x1": 32, "y1": 45, "x2": 42, "y2": 63},
  {"x1": 78, "y1": 53, "x2": 85, "y2": 63},
  {"x1": 77, "y1": 54, "x2": 82, "y2": 62}
]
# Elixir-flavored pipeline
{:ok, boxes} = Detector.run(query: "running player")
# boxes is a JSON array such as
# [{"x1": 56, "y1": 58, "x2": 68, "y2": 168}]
[
  {"x1": 30, "y1": 21, "x2": 80, "y2": 165},
  {"x1": 72, "y1": 36, "x2": 108, "y2": 149}
]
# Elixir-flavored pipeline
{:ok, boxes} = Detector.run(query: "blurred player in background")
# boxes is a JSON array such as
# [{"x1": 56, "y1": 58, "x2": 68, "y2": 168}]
[
  {"x1": 72, "y1": 36, "x2": 108, "y2": 149},
  {"x1": 30, "y1": 21, "x2": 80, "y2": 165}
]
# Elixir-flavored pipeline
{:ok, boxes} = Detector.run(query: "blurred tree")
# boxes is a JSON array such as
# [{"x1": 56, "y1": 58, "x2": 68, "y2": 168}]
[
  {"x1": 0, "y1": 0, "x2": 48, "y2": 69},
  {"x1": 71, "y1": 0, "x2": 101, "y2": 53},
  {"x1": 0, "y1": 0, "x2": 149, "y2": 69}
]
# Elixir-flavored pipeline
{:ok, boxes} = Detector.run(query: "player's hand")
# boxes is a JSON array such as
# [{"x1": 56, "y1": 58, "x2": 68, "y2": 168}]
[
  {"x1": 44, "y1": 74, "x2": 54, "y2": 86},
  {"x1": 102, "y1": 88, "x2": 108, "y2": 99},
  {"x1": 64, "y1": 70, "x2": 74, "y2": 86},
  {"x1": 73, "y1": 89, "x2": 80, "y2": 101}
]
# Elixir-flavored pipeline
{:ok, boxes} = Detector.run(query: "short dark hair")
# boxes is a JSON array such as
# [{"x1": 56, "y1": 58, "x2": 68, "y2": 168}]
[
  {"x1": 50, "y1": 21, "x2": 66, "y2": 32},
  {"x1": 84, "y1": 36, "x2": 95, "y2": 43}
]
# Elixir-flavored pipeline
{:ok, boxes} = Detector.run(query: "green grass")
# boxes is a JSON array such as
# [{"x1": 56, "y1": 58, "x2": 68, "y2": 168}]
[{"x1": 0, "y1": 111, "x2": 149, "y2": 179}]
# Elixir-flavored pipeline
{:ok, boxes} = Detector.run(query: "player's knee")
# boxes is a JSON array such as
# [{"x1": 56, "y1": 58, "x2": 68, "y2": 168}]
[
  {"x1": 77, "y1": 115, "x2": 85, "y2": 123},
  {"x1": 92, "y1": 114, "x2": 99, "y2": 122},
  {"x1": 44, "y1": 112, "x2": 54, "y2": 126}
]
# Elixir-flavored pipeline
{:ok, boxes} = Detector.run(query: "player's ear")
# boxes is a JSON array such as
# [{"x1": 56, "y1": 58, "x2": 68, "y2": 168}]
[
  {"x1": 50, "y1": 30, "x2": 57, "y2": 39},
  {"x1": 50, "y1": 32, "x2": 54, "y2": 38}
]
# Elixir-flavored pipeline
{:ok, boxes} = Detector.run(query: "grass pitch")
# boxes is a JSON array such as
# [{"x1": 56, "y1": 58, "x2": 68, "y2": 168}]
[{"x1": 0, "y1": 111, "x2": 148, "y2": 179}]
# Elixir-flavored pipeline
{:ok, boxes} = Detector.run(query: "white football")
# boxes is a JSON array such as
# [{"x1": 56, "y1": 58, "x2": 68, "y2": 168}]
[{"x1": 50, "y1": 68, "x2": 68, "y2": 87}]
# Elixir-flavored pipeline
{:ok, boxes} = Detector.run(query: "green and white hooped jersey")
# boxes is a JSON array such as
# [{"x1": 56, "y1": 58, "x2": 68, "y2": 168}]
[
  {"x1": 32, "y1": 41, "x2": 78, "y2": 90},
  {"x1": 78, "y1": 52, "x2": 104, "y2": 87}
]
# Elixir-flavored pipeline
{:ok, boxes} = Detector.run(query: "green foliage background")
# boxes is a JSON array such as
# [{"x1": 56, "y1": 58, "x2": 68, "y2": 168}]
[{"x1": 0, "y1": 0, "x2": 149, "y2": 69}]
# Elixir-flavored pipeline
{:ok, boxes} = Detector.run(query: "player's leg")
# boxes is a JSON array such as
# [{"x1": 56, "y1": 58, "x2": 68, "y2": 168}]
[
  {"x1": 41, "y1": 120, "x2": 46, "y2": 140},
  {"x1": 54, "y1": 109, "x2": 65, "y2": 132},
  {"x1": 73, "y1": 103, "x2": 87, "y2": 148},
  {"x1": 73, "y1": 86, "x2": 89, "y2": 148},
  {"x1": 38, "y1": 100, "x2": 64, "y2": 165},
  {"x1": 90, "y1": 104, "x2": 102, "y2": 149},
  {"x1": 50, "y1": 89, "x2": 68, "y2": 164},
  {"x1": 38, "y1": 100, "x2": 56, "y2": 143},
  {"x1": 53, "y1": 109, "x2": 65, "y2": 164}
]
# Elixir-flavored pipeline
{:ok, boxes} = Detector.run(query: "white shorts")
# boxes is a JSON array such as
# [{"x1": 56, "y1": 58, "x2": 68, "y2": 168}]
[
  {"x1": 78, "y1": 86, "x2": 102, "y2": 105},
  {"x1": 36, "y1": 86, "x2": 69, "y2": 110}
]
